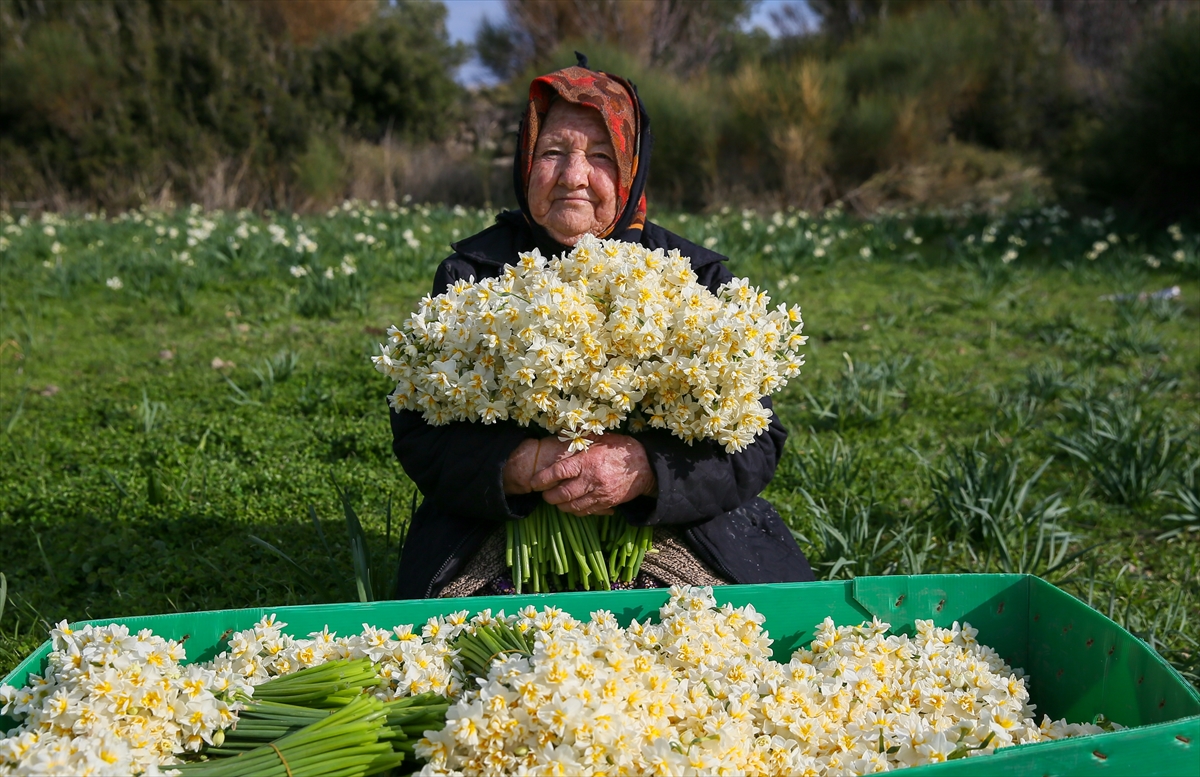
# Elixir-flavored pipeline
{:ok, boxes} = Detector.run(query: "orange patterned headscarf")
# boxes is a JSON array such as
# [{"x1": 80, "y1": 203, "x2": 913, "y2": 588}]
[{"x1": 515, "y1": 64, "x2": 650, "y2": 241}]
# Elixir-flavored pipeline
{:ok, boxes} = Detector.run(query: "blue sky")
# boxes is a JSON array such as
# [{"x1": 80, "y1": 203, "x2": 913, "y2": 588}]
[{"x1": 442, "y1": 0, "x2": 808, "y2": 86}]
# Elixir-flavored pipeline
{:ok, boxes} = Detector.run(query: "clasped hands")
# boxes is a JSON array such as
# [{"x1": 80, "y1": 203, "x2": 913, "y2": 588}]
[{"x1": 503, "y1": 434, "x2": 657, "y2": 516}]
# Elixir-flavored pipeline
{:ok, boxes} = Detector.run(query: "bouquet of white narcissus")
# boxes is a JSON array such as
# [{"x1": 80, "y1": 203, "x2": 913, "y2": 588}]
[
  {"x1": 373, "y1": 234, "x2": 806, "y2": 454},
  {"x1": 372, "y1": 236, "x2": 807, "y2": 593}
]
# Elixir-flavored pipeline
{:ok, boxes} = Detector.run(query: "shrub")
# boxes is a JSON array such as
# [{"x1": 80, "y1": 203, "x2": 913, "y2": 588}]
[
  {"x1": 926, "y1": 446, "x2": 1079, "y2": 577},
  {"x1": 308, "y1": 1, "x2": 466, "y2": 143},
  {"x1": 342, "y1": 140, "x2": 510, "y2": 209},
  {"x1": 1082, "y1": 12, "x2": 1200, "y2": 222},
  {"x1": 0, "y1": 0, "x2": 309, "y2": 209},
  {"x1": 0, "y1": 0, "x2": 466, "y2": 211},
  {"x1": 294, "y1": 136, "x2": 348, "y2": 205},
  {"x1": 1158, "y1": 457, "x2": 1200, "y2": 540},
  {"x1": 779, "y1": 434, "x2": 862, "y2": 500},
  {"x1": 802, "y1": 354, "x2": 911, "y2": 431},
  {"x1": 712, "y1": 2, "x2": 1071, "y2": 211},
  {"x1": 793, "y1": 492, "x2": 908, "y2": 579},
  {"x1": 835, "y1": 5, "x2": 993, "y2": 175},
  {"x1": 727, "y1": 58, "x2": 845, "y2": 209}
]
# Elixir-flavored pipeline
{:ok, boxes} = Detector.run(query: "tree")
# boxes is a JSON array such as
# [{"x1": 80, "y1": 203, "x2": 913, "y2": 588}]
[
  {"x1": 0, "y1": 0, "x2": 311, "y2": 207},
  {"x1": 309, "y1": 1, "x2": 467, "y2": 142},
  {"x1": 798, "y1": 0, "x2": 936, "y2": 43},
  {"x1": 251, "y1": 0, "x2": 379, "y2": 47},
  {"x1": 0, "y1": 0, "x2": 466, "y2": 208},
  {"x1": 475, "y1": 0, "x2": 759, "y2": 80},
  {"x1": 1082, "y1": 10, "x2": 1200, "y2": 221}
]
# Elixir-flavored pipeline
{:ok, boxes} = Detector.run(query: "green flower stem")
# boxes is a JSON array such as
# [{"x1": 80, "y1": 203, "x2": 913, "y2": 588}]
[
  {"x1": 629, "y1": 545, "x2": 647, "y2": 583},
  {"x1": 549, "y1": 524, "x2": 566, "y2": 574},
  {"x1": 382, "y1": 693, "x2": 444, "y2": 712},
  {"x1": 181, "y1": 694, "x2": 408, "y2": 777},
  {"x1": 579, "y1": 517, "x2": 611, "y2": 589},
  {"x1": 451, "y1": 621, "x2": 534, "y2": 679},
  {"x1": 549, "y1": 507, "x2": 568, "y2": 574},
  {"x1": 474, "y1": 629, "x2": 505, "y2": 658},
  {"x1": 505, "y1": 520, "x2": 514, "y2": 566},
  {"x1": 534, "y1": 508, "x2": 546, "y2": 566},
  {"x1": 511, "y1": 518, "x2": 524, "y2": 593},
  {"x1": 504, "y1": 503, "x2": 654, "y2": 592},
  {"x1": 560, "y1": 514, "x2": 592, "y2": 589}
]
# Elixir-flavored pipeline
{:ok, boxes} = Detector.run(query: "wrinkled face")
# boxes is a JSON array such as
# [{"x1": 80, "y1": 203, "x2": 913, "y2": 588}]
[{"x1": 527, "y1": 102, "x2": 619, "y2": 246}]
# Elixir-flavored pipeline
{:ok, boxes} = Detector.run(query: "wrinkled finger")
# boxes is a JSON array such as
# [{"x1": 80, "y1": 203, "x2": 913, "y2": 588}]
[
  {"x1": 542, "y1": 477, "x2": 590, "y2": 506},
  {"x1": 562, "y1": 495, "x2": 613, "y2": 516},
  {"x1": 565, "y1": 490, "x2": 618, "y2": 516},
  {"x1": 531, "y1": 454, "x2": 584, "y2": 491},
  {"x1": 561, "y1": 492, "x2": 599, "y2": 514},
  {"x1": 533, "y1": 438, "x2": 572, "y2": 472},
  {"x1": 556, "y1": 498, "x2": 587, "y2": 516},
  {"x1": 529, "y1": 473, "x2": 564, "y2": 493}
]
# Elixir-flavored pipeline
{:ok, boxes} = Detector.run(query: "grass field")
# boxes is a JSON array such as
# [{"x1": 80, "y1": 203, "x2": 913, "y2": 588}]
[{"x1": 1, "y1": 202, "x2": 1197, "y2": 684}]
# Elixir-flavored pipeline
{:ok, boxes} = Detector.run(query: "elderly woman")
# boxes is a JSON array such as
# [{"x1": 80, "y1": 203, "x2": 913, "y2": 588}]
[{"x1": 390, "y1": 61, "x2": 814, "y2": 599}]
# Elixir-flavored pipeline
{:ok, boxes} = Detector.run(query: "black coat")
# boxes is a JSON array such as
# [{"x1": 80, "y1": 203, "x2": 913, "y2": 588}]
[{"x1": 390, "y1": 212, "x2": 814, "y2": 599}]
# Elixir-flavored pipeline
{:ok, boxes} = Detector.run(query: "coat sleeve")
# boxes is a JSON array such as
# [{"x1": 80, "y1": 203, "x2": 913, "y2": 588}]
[
  {"x1": 623, "y1": 398, "x2": 787, "y2": 526},
  {"x1": 621, "y1": 256, "x2": 789, "y2": 527},
  {"x1": 390, "y1": 410, "x2": 540, "y2": 522},
  {"x1": 389, "y1": 254, "x2": 540, "y2": 523}
]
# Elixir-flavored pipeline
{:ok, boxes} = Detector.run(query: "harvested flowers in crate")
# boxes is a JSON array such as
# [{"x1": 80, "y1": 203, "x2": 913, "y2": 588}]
[{"x1": 0, "y1": 587, "x2": 1116, "y2": 776}]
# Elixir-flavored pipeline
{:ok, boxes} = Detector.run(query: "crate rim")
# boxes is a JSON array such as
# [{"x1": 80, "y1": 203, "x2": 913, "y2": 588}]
[{"x1": 4, "y1": 574, "x2": 1198, "y2": 700}]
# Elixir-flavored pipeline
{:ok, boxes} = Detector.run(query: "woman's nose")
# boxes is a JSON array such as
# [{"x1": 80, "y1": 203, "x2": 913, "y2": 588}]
[{"x1": 560, "y1": 151, "x2": 591, "y2": 189}]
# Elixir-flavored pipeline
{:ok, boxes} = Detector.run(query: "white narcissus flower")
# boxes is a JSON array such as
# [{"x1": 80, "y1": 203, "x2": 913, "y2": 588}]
[{"x1": 295, "y1": 233, "x2": 318, "y2": 254}]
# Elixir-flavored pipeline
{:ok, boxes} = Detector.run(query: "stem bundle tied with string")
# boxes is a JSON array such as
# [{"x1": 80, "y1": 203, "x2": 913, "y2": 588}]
[
  {"x1": 374, "y1": 236, "x2": 807, "y2": 593},
  {"x1": 177, "y1": 661, "x2": 451, "y2": 777},
  {"x1": 176, "y1": 695, "x2": 404, "y2": 777}
]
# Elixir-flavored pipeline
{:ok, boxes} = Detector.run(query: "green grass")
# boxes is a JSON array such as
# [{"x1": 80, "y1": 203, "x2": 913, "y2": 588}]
[{"x1": 1, "y1": 202, "x2": 1197, "y2": 685}]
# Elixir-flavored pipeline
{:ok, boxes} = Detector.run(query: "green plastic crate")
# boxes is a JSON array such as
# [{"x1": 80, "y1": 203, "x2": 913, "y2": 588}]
[{"x1": 3, "y1": 574, "x2": 1198, "y2": 775}]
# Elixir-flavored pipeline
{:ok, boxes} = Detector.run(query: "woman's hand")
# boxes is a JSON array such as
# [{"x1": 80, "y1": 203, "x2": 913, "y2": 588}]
[
  {"x1": 530, "y1": 434, "x2": 656, "y2": 515},
  {"x1": 502, "y1": 438, "x2": 573, "y2": 494}
]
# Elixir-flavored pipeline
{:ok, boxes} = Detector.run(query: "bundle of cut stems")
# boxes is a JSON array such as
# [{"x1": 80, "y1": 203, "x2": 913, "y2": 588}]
[
  {"x1": 175, "y1": 696, "x2": 404, "y2": 777},
  {"x1": 204, "y1": 700, "x2": 333, "y2": 754},
  {"x1": 451, "y1": 621, "x2": 534, "y2": 679},
  {"x1": 249, "y1": 658, "x2": 381, "y2": 708},
  {"x1": 382, "y1": 692, "x2": 451, "y2": 758},
  {"x1": 184, "y1": 661, "x2": 450, "y2": 776},
  {"x1": 200, "y1": 694, "x2": 452, "y2": 761},
  {"x1": 505, "y1": 502, "x2": 654, "y2": 593}
]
